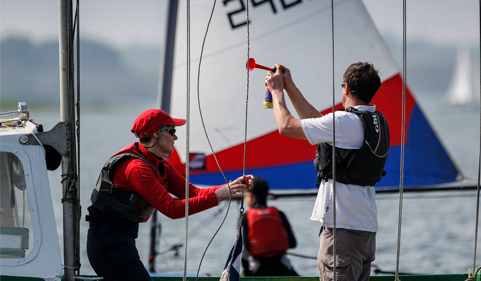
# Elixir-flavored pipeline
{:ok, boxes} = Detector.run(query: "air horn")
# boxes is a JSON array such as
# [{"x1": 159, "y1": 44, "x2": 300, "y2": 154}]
[
  {"x1": 246, "y1": 58, "x2": 276, "y2": 109},
  {"x1": 246, "y1": 57, "x2": 276, "y2": 72}
]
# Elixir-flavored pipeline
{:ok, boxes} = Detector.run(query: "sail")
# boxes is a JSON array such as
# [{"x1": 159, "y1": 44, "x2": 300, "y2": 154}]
[
  {"x1": 445, "y1": 45, "x2": 474, "y2": 105},
  {"x1": 167, "y1": 0, "x2": 461, "y2": 190}
]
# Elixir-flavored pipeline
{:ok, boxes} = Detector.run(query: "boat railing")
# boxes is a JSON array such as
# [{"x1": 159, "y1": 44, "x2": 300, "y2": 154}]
[{"x1": 0, "y1": 102, "x2": 29, "y2": 121}]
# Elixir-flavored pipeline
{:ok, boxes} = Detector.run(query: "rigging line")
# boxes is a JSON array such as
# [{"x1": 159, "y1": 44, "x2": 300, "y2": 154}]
[
  {"x1": 196, "y1": 188, "x2": 232, "y2": 280},
  {"x1": 473, "y1": 0, "x2": 481, "y2": 273},
  {"x1": 286, "y1": 252, "x2": 317, "y2": 260},
  {"x1": 224, "y1": 213, "x2": 244, "y2": 278},
  {"x1": 75, "y1": 0, "x2": 80, "y2": 199},
  {"x1": 395, "y1": 1, "x2": 407, "y2": 281},
  {"x1": 74, "y1": 6, "x2": 81, "y2": 267},
  {"x1": 243, "y1": 0, "x2": 250, "y2": 178},
  {"x1": 376, "y1": 192, "x2": 480, "y2": 200},
  {"x1": 187, "y1": 205, "x2": 225, "y2": 240},
  {"x1": 160, "y1": 204, "x2": 227, "y2": 255},
  {"x1": 191, "y1": 1, "x2": 236, "y2": 280},
  {"x1": 330, "y1": 1, "x2": 337, "y2": 280},
  {"x1": 227, "y1": 6, "x2": 251, "y2": 276},
  {"x1": 72, "y1": 1, "x2": 82, "y2": 274},
  {"x1": 195, "y1": 0, "x2": 251, "y2": 278},
  {"x1": 183, "y1": 0, "x2": 191, "y2": 280},
  {"x1": 195, "y1": 3, "x2": 227, "y2": 185},
  {"x1": 467, "y1": 266, "x2": 481, "y2": 281}
]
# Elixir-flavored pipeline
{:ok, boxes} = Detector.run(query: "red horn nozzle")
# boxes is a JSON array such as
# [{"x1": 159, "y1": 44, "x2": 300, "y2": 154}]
[{"x1": 246, "y1": 58, "x2": 274, "y2": 72}]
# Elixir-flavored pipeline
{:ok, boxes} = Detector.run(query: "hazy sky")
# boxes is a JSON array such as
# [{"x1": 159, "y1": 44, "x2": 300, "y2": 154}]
[{"x1": 0, "y1": 0, "x2": 479, "y2": 49}]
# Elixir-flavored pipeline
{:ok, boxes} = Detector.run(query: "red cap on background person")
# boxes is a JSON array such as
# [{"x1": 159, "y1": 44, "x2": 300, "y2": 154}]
[{"x1": 131, "y1": 109, "x2": 186, "y2": 138}]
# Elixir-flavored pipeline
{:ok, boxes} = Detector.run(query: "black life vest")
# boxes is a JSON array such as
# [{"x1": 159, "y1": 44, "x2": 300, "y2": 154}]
[
  {"x1": 314, "y1": 107, "x2": 390, "y2": 187},
  {"x1": 90, "y1": 153, "x2": 156, "y2": 223}
]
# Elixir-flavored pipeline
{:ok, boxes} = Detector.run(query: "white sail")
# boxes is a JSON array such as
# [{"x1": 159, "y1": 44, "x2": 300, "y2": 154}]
[
  {"x1": 167, "y1": 0, "x2": 460, "y2": 189},
  {"x1": 446, "y1": 45, "x2": 473, "y2": 105},
  {"x1": 170, "y1": 0, "x2": 397, "y2": 162}
]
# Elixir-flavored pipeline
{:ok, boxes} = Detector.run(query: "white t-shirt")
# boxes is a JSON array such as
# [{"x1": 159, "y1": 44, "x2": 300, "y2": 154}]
[{"x1": 302, "y1": 105, "x2": 378, "y2": 232}]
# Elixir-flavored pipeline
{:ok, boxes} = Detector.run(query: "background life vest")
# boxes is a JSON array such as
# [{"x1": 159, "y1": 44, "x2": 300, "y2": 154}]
[
  {"x1": 247, "y1": 207, "x2": 289, "y2": 257},
  {"x1": 91, "y1": 153, "x2": 156, "y2": 223},
  {"x1": 314, "y1": 107, "x2": 390, "y2": 187}
]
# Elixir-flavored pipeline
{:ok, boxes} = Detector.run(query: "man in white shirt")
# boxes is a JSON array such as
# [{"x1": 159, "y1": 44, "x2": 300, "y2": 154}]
[{"x1": 265, "y1": 62, "x2": 389, "y2": 281}]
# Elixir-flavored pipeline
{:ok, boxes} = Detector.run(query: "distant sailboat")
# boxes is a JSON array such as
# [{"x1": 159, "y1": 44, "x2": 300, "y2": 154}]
[{"x1": 446, "y1": 45, "x2": 474, "y2": 105}]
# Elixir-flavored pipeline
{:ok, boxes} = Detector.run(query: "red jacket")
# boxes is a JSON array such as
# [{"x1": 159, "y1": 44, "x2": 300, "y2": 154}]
[{"x1": 111, "y1": 143, "x2": 221, "y2": 222}]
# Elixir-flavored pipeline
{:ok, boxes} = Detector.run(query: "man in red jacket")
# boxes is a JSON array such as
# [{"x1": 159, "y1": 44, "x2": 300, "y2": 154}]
[{"x1": 87, "y1": 109, "x2": 253, "y2": 281}]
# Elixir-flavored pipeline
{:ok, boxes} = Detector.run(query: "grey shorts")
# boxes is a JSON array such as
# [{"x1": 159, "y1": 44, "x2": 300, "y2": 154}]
[{"x1": 318, "y1": 227, "x2": 376, "y2": 281}]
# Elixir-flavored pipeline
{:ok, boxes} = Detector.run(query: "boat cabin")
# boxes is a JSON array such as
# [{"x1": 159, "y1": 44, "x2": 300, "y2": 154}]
[{"x1": 0, "y1": 102, "x2": 63, "y2": 279}]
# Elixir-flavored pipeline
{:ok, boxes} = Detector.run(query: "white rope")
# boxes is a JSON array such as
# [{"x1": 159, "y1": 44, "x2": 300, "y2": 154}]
[
  {"x1": 222, "y1": 1, "x2": 251, "y2": 279},
  {"x1": 191, "y1": 0, "x2": 252, "y2": 279},
  {"x1": 471, "y1": 0, "x2": 481, "y2": 274},
  {"x1": 183, "y1": 0, "x2": 191, "y2": 280},
  {"x1": 189, "y1": 1, "x2": 236, "y2": 280},
  {"x1": 243, "y1": 0, "x2": 250, "y2": 178},
  {"x1": 329, "y1": 1, "x2": 337, "y2": 281},
  {"x1": 395, "y1": 1, "x2": 407, "y2": 280}
]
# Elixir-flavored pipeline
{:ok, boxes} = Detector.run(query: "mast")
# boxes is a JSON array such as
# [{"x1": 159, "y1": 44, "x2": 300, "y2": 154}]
[
  {"x1": 150, "y1": 0, "x2": 179, "y2": 272},
  {"x1": 156, "y1": 0, "x2": 179, "y2": 112},
  {"x1": 59, "y1": 0, "x2": 80, "y2": 280}
]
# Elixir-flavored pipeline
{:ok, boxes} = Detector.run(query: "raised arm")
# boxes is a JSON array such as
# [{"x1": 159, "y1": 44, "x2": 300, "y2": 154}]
[
  {"x1": 274, "y1": 64, "x2": 322, "y2": 119},
  {"x1": 266, "y1": 65, "x2": 307, "y2": 140}
]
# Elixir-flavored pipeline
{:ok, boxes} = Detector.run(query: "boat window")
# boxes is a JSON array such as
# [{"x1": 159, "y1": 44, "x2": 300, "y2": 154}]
[{"x1": 0, "y1": 152, "x2": 34, "y2": 259}]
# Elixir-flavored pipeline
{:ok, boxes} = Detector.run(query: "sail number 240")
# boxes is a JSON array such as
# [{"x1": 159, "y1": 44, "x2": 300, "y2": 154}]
[{"x1": 224, "y1": 0, "x2": 303, "y2": 29}]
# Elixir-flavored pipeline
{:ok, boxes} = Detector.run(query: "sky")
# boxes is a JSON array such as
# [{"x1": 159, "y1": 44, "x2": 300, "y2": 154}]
[{"x1": 0, "y1": 0, "x2": 479, "y2": 49}]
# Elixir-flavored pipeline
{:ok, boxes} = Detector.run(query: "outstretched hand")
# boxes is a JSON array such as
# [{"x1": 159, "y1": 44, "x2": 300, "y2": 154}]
[
  {"x1": 215, "y1": 174, "x2": 254, "y2": 202},
  {"x1": 235, "y1": 174, "x2": 253, "y2": 190}
]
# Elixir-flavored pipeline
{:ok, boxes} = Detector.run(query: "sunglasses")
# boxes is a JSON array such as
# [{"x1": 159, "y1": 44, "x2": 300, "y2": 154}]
[
  {"x1": 165, "y1": 128, "x2": 176, "y2": 137},
  {"x1": 341, "y1": 82, "x2": 346, "y2": 89}
]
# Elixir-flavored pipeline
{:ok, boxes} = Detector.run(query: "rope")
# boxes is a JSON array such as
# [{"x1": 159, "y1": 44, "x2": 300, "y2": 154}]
[
  {"x1": 183, "y1": 0, "x2": 191, "y2": 280},
  {"x1": 195, "y1": 185, "x2": 232, "y2": 281},
  {"x1": 395, "y1": 1, "x2": 407, "y2": 280},
  {"x1": 190, "y1": 1, "x2": 238, "y2": 280},
  {"x1": 159, "y1": 203, "x2": 227, "y2": 258},
  {"x1": 471, "y1": 0, "x2": 481, "y2": 273},
  {"x1": 191, "y1": 0, "x2": 252, "y2": 278},
  {"x1": 222, "y1": 1, "x2": 251, "y2": 279},
  {"x1": 286, "y1": 252, "x2": 317, "y2": 260},
  {"x1": 466, "y1": 266, "x2": 481, "y2": 281},
  {"x1": 222, "y1": 212, "x2": 244, "y2": 280},
  {"x1": 74, "y1": 0, "x2": 80, "y2": 199},
  {"x1": 195, "y1": 4, "x2": 228, "y2": 184},
  {"x1": 243, "y1": 0, "x2": 250, "y2": 178},
  {"x1": 74, "y1": 1, "x2": 82, "y2": 274},
  {"x1": 329, "y1": 1, "x2": 337, "y2": 280},
  {"x1": 60, "y1": 172, "x2": 79, "y2": 203}
]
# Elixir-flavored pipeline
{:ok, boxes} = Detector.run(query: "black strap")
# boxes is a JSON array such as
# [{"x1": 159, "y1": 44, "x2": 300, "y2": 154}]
[{"x1": 91, "y1": 188, "x2": 154, "y2": 219}]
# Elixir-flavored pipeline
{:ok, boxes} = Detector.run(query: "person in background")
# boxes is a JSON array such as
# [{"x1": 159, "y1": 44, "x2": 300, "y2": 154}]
[
  {"x1": 265, "y1": 62, "x2": 390, "y2": 281},
  {"x1": 86, "y1": 109, "x2": 253, "y2": 281},
  {"x1": 241, "y1": 177, "x2": 299, "y2": 276}
]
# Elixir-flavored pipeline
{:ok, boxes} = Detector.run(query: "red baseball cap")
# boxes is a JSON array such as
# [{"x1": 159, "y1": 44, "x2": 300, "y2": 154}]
[{"x1": 131, "y1": 109, "x2": 186, "y2": 138}]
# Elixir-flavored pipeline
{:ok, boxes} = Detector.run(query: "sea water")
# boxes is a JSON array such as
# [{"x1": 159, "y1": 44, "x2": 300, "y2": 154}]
[{"x1": 33, "y1": 92, "x2": 480, "y2": 277}]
